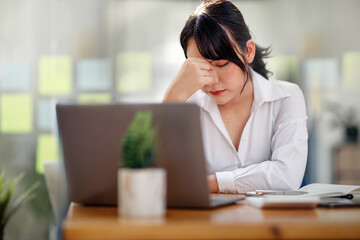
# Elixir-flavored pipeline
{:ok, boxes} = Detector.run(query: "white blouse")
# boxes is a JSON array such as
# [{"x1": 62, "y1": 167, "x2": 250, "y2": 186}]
[{"x1": 186, "y1": 69, "x2": 308, "y2": 193}]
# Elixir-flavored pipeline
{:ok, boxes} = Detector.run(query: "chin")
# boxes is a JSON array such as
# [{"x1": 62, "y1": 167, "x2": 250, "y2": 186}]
[
  {"x1": 210, "y1": 96, "x2": 229, "y2": 106},
  {"x1": 204, "y1": 91, "x2": 230, "y2": 105}
]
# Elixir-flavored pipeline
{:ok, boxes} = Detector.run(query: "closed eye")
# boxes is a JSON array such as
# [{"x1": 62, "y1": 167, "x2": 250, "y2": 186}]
[{"x1": 216, "y1": 61, "x2": 229, "y2": 68}]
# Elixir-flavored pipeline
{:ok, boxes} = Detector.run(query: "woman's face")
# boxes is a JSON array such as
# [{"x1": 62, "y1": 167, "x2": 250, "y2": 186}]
[{"x1": 186, "y1": 38, "x2": 247, "y2": 106}]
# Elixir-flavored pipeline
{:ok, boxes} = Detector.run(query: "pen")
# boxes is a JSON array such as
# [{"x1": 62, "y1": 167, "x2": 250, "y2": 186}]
[
  {"x1": 323, "y1": 194, "x2": 353, "y2": 199},
  {"x1": 256, "y1": 190, "x2": 308, "y2": 195},
  {"x1": 245, "y1": 190, "x2": 308, "y2": 196}
]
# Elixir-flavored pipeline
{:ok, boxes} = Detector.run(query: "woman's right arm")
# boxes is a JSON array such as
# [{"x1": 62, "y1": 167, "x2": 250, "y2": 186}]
[{"x1": 163, "y1": 58, "x2": 216, "y2": 102}]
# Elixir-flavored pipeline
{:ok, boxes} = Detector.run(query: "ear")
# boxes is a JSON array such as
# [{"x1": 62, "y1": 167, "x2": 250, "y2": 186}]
[{"x1": 245, "y1": 40, "x2": 256, "y2": 64}]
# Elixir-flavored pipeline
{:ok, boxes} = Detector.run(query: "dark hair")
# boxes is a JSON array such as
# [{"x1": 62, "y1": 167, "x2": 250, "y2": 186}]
[{"x1": 180, "y1": 0, "x2": 271, "y2": 88}]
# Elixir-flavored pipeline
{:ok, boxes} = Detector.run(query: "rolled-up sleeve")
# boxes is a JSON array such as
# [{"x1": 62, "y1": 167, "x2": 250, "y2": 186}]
[{"x1": 216, "y1": 88, "x2": 308, "y2": 193}]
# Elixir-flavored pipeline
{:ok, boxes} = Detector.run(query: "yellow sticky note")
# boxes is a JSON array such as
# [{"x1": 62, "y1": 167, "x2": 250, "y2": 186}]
[
  {"x1": 39, "y1": 55, "x2": 72, "y2": 95},
  {"x1": 1, "y1": 94, "x2": 32, "y2": 133},
  {"x1": 78, "y1": 93, "x2": 111, "y2": 103},
  {"x1": 266, "y1": 55, "x2": 298, "y2": 83},
  {"x1": 36, "y1": 134, "x2": 59, "y2": 174},
  {"x1": 116, "y1": 52, "x2": 151, "y2": 93},
  {"x1": 343, "y1": 52, "x2": 360, "y2": 91}
]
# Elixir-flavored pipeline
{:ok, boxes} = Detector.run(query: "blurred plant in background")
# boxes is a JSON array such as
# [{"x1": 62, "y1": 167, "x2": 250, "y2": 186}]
[
  {"x1": 326, "y1": 102, "x2": 359, "y2": 143},
  {"x1": 0, "y1": 170, "x2": 39, "y2": 240}
]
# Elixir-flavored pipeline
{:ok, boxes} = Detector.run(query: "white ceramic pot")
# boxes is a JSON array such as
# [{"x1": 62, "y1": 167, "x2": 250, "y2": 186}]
[{"x1": 118, "y1": 168, "x2": 166, "y2": 218}]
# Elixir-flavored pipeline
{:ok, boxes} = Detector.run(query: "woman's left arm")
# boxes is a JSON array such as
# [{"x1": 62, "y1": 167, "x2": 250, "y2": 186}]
[{"x1": 213, "y1": 88, "x2": 308, "y2": 193}]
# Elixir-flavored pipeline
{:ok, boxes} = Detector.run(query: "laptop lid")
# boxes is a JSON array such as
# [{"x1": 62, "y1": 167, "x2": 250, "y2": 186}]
[{"x1": 56, "y1": 103, "x2": 212, "y2": 207}]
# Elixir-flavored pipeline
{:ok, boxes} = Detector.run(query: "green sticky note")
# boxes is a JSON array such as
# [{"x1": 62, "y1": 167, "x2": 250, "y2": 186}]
[
  {"x1": 266, "y1": 55, "x2": 298, "y2": 83},
  {"x1": 116, "y1": 52, "x2": 151, "y2": 93},
  {"x1": 39, "y1": 55, "x2": 72, "y2": 95},
  {"x1": 1, "y1": 94, "x2": 32, "y2": 133},
  {"x1": 343, "y1": 52, "x2": 360, "y2": 91},
  {"x1": 36, "y1": 134, "x2": 59, "y2": 174},
  {"x1": 78, "y1": 93, "x2": 111, "y2": 103}
]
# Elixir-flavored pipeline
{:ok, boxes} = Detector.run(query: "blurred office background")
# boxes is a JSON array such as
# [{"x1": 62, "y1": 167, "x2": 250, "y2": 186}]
[{"x1": 0, "y1": 0, "x2": 359, "y2": 239}]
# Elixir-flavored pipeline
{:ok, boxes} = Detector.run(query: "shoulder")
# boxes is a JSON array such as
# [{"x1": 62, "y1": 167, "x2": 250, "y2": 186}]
[
  {"x1": 260, "y1": 77, "x2": 307, "y2": 120},
  {"x1": 251, "y1": 69, "x2": 303, "y2": 105},
  {"x1": 271, "y1": 80, "x2": 307, "y2": 120},
  {"x1": 268, "y1": 79, "x2": 305, "y2": 106},
  {"x1": 269, "y1": 79, "x2": 301, "y2": 94}
]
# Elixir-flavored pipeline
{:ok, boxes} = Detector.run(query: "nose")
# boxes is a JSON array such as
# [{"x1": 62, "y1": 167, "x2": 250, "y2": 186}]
[{"x1": 210, "y1": 69, "x2": 219, "y2": 85}]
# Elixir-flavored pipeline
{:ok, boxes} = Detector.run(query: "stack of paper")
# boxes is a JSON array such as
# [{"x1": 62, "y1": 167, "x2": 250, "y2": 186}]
[
  {"x1": 246, "y1": 195, "x2": 319, "y2": 209},
  {"x1": 246, "y1": 183, "x2": 360, "y2": 209}
]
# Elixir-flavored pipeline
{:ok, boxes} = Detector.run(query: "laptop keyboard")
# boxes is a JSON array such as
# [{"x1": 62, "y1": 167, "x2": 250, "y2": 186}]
[{"x1": 209, "y1": 195, "x2": 244, "y2": 207}]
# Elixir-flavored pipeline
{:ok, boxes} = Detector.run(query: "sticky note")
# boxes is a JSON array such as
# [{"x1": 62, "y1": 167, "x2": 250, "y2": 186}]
[
  {"x1": 116, "y1": 52, "x2": 151, "y2": 93},
  {"x1": 304, "y1": 58, "x2": 339, "y2": 91},
  {"x1": 38, "y1": 99, "x2": 56, "y2": 130},
  {"x1": 77, "y1": 59, "x2": 111, "y2": 91},
  {"x1": 78, "y1": 93, "x2": 111, "y2": 103},
  {"x1": 343, "y1": 52, "x2": 360, "y2": 91},
  {"x1": 0, "y1": 94, "x2": 32, "y2": 133},
  {"x1": 39, "y1": 55, "x2": 72, "y2": 95},
  {"x1": 36, "y1": 134, "x2": 59, "y2": 174},
  {"x1": 0, "y1": 62, "x2": 31, "y2": 91},
  {"x1": 266, "y1": 55, "x2": 298, "y2": 83}
]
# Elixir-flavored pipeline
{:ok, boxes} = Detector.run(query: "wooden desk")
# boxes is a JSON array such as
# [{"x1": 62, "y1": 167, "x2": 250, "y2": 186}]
[{"x1": 62, "y1": 199, "x2": 360, "y2": 240}]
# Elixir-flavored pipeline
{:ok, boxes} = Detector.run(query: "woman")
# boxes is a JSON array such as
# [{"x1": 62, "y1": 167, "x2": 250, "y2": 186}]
[{"x1": 163, "y1": 0, "x2": 308, "y2": 193}]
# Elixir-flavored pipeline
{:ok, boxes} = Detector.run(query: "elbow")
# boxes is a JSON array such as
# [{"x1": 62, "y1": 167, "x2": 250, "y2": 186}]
[
  {"x1": 270, "y1": 158, "x2": 307, "y2": 190},
  {"x1": 270, "y1": 140, "x2": 308, "y2": 190}
]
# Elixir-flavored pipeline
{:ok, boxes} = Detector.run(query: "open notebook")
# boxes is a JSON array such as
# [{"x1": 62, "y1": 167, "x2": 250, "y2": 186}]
[
  {"x1": 246, "y1": 183, "x2": 360, "y2": 209},
  {"x1": 299, "y1": 183, "x2": 360, "y2": 197}
]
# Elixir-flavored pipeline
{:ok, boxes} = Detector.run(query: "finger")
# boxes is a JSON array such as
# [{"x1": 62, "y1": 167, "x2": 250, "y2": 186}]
[
  {"x1": 210, "y1": 70, "x2": 219, "y2": 84},
  {"x1": 200, "y1": 62, "x2": 215, "y2": 71},
  {"x1": 191, "y1": 57, "x2": 209, "y2": 64},
  {"x1": 200, "y1": 75, "x2": 216, "y2": 87},
  {"x1": 200, "y1": 69, "x2": 212, "y2": 78},
  {"x1": 190, "y1": 58, "x2": 214, "y2": 71},
  {"x1": 196, "y1": 62, "x2": 212, "y2": 71},
  {"x1": 200, "y1": 71, "x2": 218, "y2": 87}
]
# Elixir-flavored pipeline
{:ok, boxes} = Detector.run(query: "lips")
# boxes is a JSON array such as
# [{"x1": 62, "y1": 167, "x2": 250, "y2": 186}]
[{"x1": 209, "y1": 90, "x2": 225, "y2": 96}]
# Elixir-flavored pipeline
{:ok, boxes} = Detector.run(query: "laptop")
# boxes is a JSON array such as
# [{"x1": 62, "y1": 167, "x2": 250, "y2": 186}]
[{"x1": 56, "y1": 103, "x2": 243, "y2": 208}]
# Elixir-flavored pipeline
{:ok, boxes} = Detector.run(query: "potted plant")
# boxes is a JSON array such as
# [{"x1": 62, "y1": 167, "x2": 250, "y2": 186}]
[
  {"x1": 0, "y1": 170, "x2": 39, "y2": 240},
  {"x1": 327, "y1": 102, "x2": 359, "y2": 143},
  {"x1": 118, "y1": 111, "x2": 166, "y2": 218}
]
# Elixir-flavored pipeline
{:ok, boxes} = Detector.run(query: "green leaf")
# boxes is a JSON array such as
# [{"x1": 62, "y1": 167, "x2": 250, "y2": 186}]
[
  {"x1": 2, "y1": 181, "x2": 39, "y2": 227},
  {"x1": 0, "y1": 171, "x2": 39, "y2": 229},
  {"x1": 121, "y1": 111, "x2": 158, "y2": 168},
  {"x1": 0, "y1": 169, "x2": 5, "y2": 196},
  {"x1": 0, "y1": 182, "x2": 13, "y2": 221}
]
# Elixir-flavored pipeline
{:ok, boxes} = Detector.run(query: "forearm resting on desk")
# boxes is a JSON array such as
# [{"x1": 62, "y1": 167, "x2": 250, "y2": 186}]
[{"x1": 208, "y1": 174, "x2": 219, "y2": 193}]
